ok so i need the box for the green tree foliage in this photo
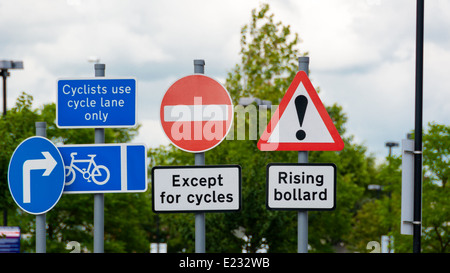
[346,155,402,252]
[0,93,40,251]
[420,123,449,252]
[348,123,449,253]
[226,3,303,104]
[0,94,37,219]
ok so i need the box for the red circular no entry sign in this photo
[160,74,233,153]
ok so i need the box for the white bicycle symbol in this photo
[64,152,110,186]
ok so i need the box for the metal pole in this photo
[413,0,424,254]
[2,69,8,226]
[35,122,47,253]
[194,59,206,253]
[94,63,105,253]
[2,70,7,116]
[297,56,309,253]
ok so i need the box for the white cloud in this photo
[423,42,450,124]
[131,118,170,148]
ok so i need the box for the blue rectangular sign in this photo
[57,78,137,128]
[0,226,20,253]
[58,144,147,194]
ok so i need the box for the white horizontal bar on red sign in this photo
[164,104,229,122]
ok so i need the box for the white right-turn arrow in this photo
[22,151,57,203]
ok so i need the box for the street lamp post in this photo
[385,141,399,157]
[385,141,398,253]
[1,60,24,116]
[1,60,23,226]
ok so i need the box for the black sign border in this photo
[151,165,241,213]
[266,163,337,211]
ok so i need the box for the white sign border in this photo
[8,136,66,215]
[159,74,234,153]
[56,77,138,129]
[266,163,337,211]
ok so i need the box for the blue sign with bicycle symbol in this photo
[58,143,147,194]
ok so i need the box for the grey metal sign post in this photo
[194,59,206,253]
[35,121,47,253]
[94,63,105,253]
[297,57,309,253]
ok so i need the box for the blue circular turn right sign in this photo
[8,136,65,215]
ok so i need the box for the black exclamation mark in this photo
[295,95,308,140]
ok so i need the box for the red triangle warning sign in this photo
[257,71,344,151]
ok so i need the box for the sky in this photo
[1,0,449,162]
